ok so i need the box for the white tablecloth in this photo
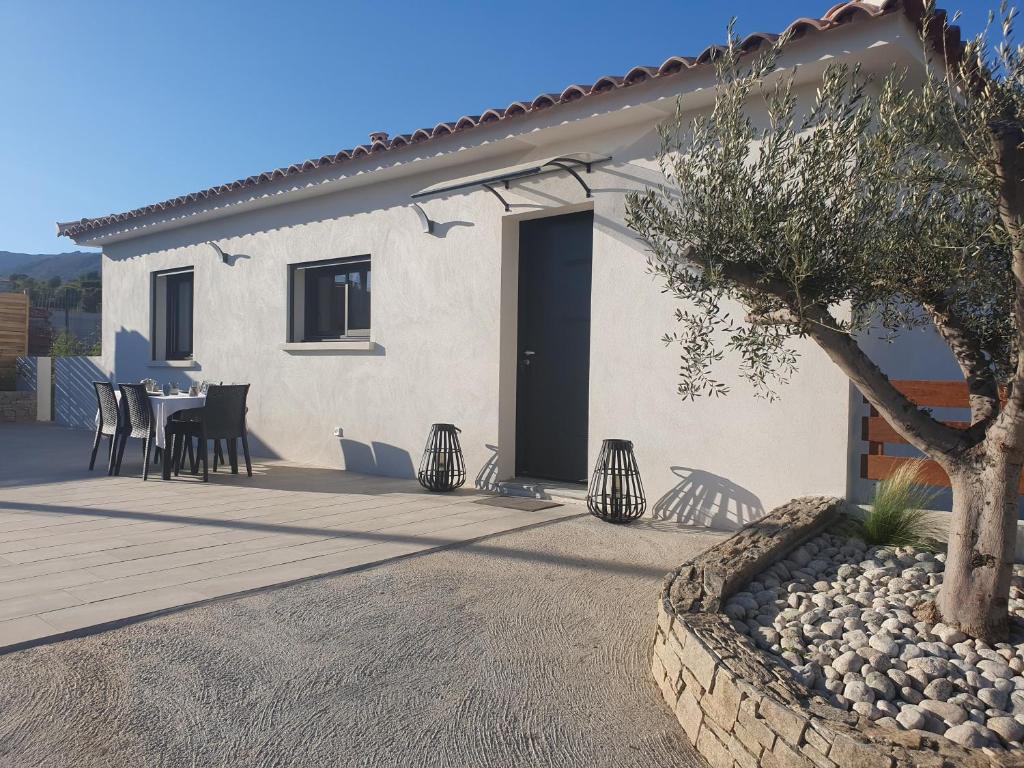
[150,394,206,449]
[102,392,206,449]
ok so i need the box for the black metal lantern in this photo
[587,439,646,523]
[417,423,466,492]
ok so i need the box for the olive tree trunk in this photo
[800,312,1023,641]
[937,450,1021,641]
[940,121,1024,641]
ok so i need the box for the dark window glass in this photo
[299,261,370,340]
[166,272,193,359]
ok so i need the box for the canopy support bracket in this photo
[482,183,511,212]
[543,159,592,198]
[409,203,435,235]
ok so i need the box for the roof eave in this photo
[57,1,956,246]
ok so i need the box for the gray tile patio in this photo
[0,423,580,651]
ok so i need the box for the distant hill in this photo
[0,250,101,281]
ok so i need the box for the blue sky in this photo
[0,0,1002,254]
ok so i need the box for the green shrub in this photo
[49,330,92,357]
[851,463,944,549]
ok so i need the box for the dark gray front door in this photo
[515,211,593,482]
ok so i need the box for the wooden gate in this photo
[0,293,29,385]
[861,379,1024,492]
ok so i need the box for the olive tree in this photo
[625,6,1024,641]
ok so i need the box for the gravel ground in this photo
[0,512,722,768]
[725,533,1024,753]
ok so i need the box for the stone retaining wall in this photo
[0,391,35,422]
[651,496,1024,768]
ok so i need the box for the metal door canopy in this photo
[410,152,610,211]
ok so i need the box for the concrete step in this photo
[496,477,588,506]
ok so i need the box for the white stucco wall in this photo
[91,11,940,528]
[98,133,852,526]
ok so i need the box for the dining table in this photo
[148,392,206,449]
[106,390,206,449]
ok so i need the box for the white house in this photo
[57,0,959,527]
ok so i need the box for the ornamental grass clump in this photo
[854,463,943,549]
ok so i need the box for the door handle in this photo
[523,350,535,356]
[521,350,535,367]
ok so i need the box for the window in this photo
[166,272,194,359]
[289,257,371,342]
[152,268,194,360]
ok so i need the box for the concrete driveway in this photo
[0,424,724,767]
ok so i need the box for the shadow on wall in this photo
[114,328,151,382]
[426,219,474,238]
[238,429,281,461]
[652,466,764,530]
[339,439,415,478]
[114,327,206,386]
[54,356,106,429]
[475,444,500,491]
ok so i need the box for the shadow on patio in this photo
[0,498,681,580]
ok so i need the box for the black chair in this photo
[165,384,251,482]
[113,383,157,480]
[178,382,226,473]
[90,381,121,474]
[208,381,227,472]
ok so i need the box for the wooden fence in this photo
[860,379,1024,492]
[0,293,29,384]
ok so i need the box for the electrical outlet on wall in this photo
[333,427,344,438]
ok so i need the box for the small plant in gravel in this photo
[850,464,943,550]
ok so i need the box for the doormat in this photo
[474,496,564,512]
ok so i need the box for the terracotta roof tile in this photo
[57,0,960,240]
